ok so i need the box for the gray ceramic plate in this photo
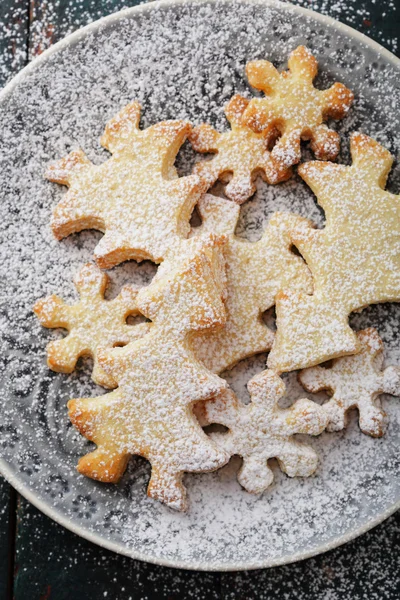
[0,0,399,571]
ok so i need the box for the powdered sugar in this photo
[0,0,399,570]
[299,328,400,436]
[202,371,327,493]
[48,102,204,267]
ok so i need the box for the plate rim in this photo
[0,0,399,572]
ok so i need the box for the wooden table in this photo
[1,1,399,597]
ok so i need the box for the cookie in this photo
[68,236,230,511]
[242,45,354,168]
[47,101,205,268]
[202,370,327,494]
[192,194,313,374]
[33,263,149,388]
[299,328,400,437]
[268,133,400,372]
[189,94,290,204]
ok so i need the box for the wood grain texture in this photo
[25,0,400,60]
[291,0,399,55]
[0,476,13,600]
[12,494,400,600]
[28,0,140,58]
[0,477,10,599]
[222,513,400,599]
[0,0,29,87]
[13,495,222,600]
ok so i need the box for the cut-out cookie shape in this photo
[192,194,313,374]
[47,102,205,268]
[189,94,291,204]
[268,133,400,373]
[68,236,230,511]
[299,328,400,437]
[202,370,327,493]
[242,46,354,168]
[33,263,149,388]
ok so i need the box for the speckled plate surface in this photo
[0,0,399,571]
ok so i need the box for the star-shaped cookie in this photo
[202,370,327,493]
[242,45,353,168]
[190,94,290,204]
[34,263,149,388]
[299,328,400,437]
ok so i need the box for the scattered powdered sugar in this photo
[1,0,397,89]
[293,0,398,54]
[0,0,399,569]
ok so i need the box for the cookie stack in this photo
[34,46,400,511]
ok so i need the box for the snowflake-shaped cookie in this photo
[268,133,400,372]
[203,370,327,493]
[299,328,400,437]
[192,194,312,374]
[68,236,230,511]
[47,102,204,268]
[190,94,290,204]
[242,45,354,168]
[34,263,149,388]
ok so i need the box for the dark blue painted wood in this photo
[11,493,400,599]
[221,512,400,599]
[13,495,222,600]
[0,0,28,88]
[0,477,12,599]
[294,0,399,56]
